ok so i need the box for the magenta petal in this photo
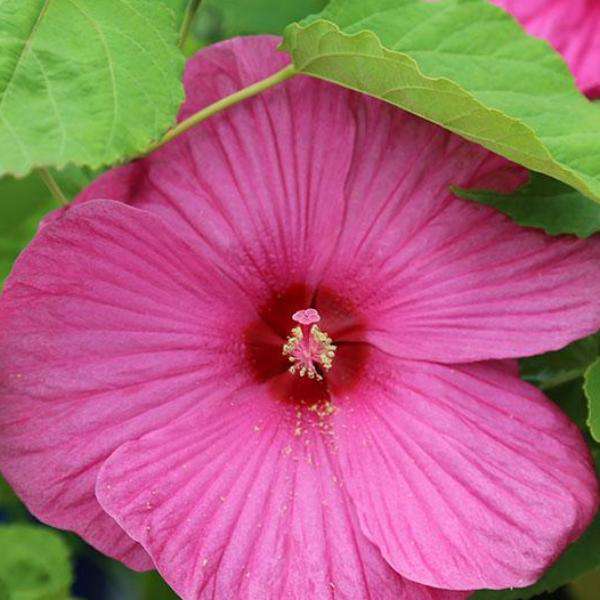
[74,38,600,363]
[492,0,600,96]
[75,36,360,289]
[2,33,597,597]
[314,92,600,362]
[72,37,525,320]
[333,356,599,590]
[0,200,253,566]
[346,219,600,362]
[97,386,467,600]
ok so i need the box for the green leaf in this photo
[0,580,9,600]
[140,571,179,600]
[164,0,195,27]
[281,0,600,203]
[452,173,600,238]
[585,358,600,443]
[546,379,590,433]
[0,525,73,599]
[0,475,29,521]
[0,205,49,285]
[204,0,327,36]
[0,166,92,232]
[0,175,49,232]
[0,0,185,177]
[520,334,599,391]
[0,167,94,286]
[0,177,52,286]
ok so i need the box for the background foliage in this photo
[0,1,599,598]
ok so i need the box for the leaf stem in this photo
[149,64,297,153]
[536,368,588,391]
[37,168,69,206]
[179,0,202,49]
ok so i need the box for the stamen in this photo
[282,308,336,381]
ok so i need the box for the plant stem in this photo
[537,368,587,391]
[179,0,202,49]
[37,168,69,206]
[148,64,297,153]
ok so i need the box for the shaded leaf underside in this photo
[453,173,600,238]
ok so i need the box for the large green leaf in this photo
[281,0,600,203]
[165,0,194,27]
[0,0,184,177]
[585,358,600,443]
[453,173,600,238]
[0,525,73,599]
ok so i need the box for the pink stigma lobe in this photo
[292,308,321,325]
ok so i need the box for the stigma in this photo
[282,308,336,381]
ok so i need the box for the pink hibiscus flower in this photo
[491,0,600,97]
[1,36,600,599]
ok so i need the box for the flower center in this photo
[282,308,336,381]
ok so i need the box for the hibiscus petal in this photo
[491,0,600,96]
[75,36,599,363]
[0,200,253,566]
[323,195,600,362]
[316,95,600,361]
[333,356,599,590]
[74,36,359,297]
[97,383,467,600]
